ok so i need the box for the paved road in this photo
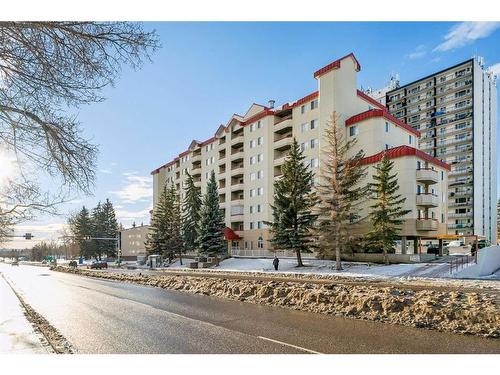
[1,264,499,354]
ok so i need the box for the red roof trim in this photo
[199,136,216,147]
[356,90,387,111]
[314,53,361,79]
[360,145,451,171]
[223,227,241,240]
[345,109,421,137]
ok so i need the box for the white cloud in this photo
[110,172,152,204]
[488,63,500,77]
[99,169,113,174]
[407,45,426,60]
[115,207,151,222]
[434,22,500,52]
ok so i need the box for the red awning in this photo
[223,227,241,240]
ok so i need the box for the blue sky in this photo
[5,21,500,248]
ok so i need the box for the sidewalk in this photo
[0,273,49,354]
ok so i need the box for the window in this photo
[257,136,263,146]
[249,222,254,230]
[250,139,256,148]
[417,161,422,169]
[301,105,307,114]
[310,119,318,130]
[250,172,256,181]
[257,154,263,163]
[310,138,319,149]
[250,123,255,132]
[250,189,256,197]
[257,204,262,213]
[310,158,319,168]
[250,156,256,165]
[249,206,254,214]
[311,99,318,110]
[257,221,263,229]
[301,123,308,133]
[409,135,413,145]
[385,144,392,150]
[257,187,264,196]
[257,120,262,129]
[441,171,444,181]
[257,236,264,249]
[349,126,358,137]
[300,142,308,151]
[257,170,263,179]
[385,122,389,132]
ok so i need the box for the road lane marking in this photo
[257,336,322,354]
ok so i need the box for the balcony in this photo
[273,155,287,166]
[191,154,202,163]
[231,134,244,147]
[416,219,438,231]
[230,148,244,162]
[274,117,293,133]
[230,205,244,217]
[230,182,245,192]
[191,166,202,176]
[274,134,293,151]
[416,168,438,184]
[416,193,439,207]
[231,165,244,177]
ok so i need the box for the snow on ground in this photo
[162,257,458,280]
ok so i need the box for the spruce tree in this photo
[266,138,318,267]
[316,113,367,270]
[73,206,95,259]
[102,198,118,258]
[197,170,226,257]
[91,202,106,259]
[365,155,411,264]
[145,185,169,256]
[164,184,184,263]
[182,172,202,252]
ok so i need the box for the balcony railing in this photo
[416,168,438,184]
[416,193,439,207]
[416,219,438,231]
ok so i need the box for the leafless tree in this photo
[0,22,160,240]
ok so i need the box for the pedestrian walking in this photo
[273,255,279,271]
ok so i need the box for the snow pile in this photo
[52,265,500,338]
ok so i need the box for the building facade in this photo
[120,224,149,261]
[385,57,498,243]
[151,53,450,256]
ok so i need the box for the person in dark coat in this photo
[272,256,279,271]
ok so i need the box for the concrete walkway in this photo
[0,273,49,354]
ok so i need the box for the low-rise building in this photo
[151,53,450,256]
[120,224,149,261]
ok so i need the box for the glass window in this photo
[349,126,358,137]
[257,236,264,249]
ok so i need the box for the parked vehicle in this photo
[11,260,19,266]
[88,260,108,269]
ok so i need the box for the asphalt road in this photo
[1,263,499,354]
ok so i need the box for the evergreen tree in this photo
[316,113,367,270]
[72,206,95,259]
[91,202,106,259]
[101,198,118,257]
[182,172,202,252]
[164,184,184,263]
[266,138,318,267]
[365,155,411,264]
[197,171,226,256]
[145,185,169,256]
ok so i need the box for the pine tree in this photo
[197,171,226,256]
[72,206,95,259]
[316,113,367,270]
[365,155,411,264]
[266,138,318,267]
[164,184,184,263]
[91,202,106,259]
[182,172,202,252]
[145,185,169,256]
[101,198,118,258]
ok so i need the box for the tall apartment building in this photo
[385,57,498,243]
[151,53,450,256]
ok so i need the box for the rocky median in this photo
[51,265,500,339]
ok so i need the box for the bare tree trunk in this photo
[335,238,342,270]
[295,248,304,267]
[179,251,183,266]
[384,247,389,265]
